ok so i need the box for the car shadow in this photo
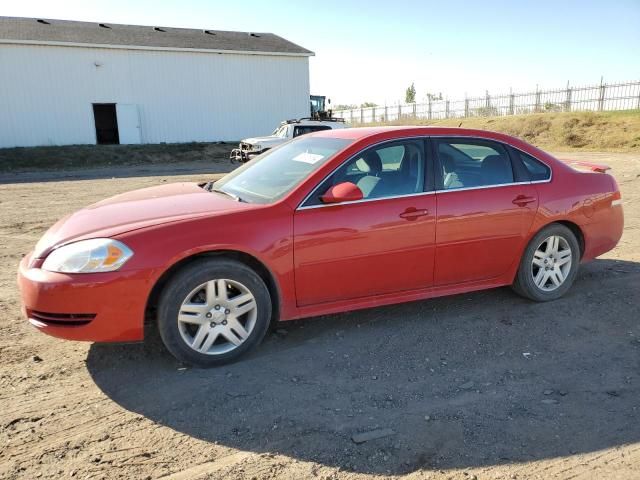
[86,258,640,475]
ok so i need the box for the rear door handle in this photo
[512,195,536,207]
[399,208,429,219]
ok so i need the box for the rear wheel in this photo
[512,224,580,301]
[157,258,272,367]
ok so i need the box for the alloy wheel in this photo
[177,278,258,355]
[531,235,572,292]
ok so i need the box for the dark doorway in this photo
[92,104,119,144]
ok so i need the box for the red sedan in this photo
[18,127,624,366]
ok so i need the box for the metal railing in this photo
[333,79,640,124]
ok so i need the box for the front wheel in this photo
[512,224,580,302]
[157,258,272,367]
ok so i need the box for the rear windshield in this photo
[213,137,352,204]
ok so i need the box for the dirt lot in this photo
[0,152,639,480]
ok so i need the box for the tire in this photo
[512,224,580,302]
[157,258,272,367]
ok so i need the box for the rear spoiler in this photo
[567,161,611,174]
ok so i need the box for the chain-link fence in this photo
[333,79,640,124]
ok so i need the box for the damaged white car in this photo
[230,118,348,163]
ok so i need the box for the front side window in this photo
[271,125,289,138]
[293,125,332,137]
[304,140,426,206]
[213,137,351,204]
[436,139,514,190]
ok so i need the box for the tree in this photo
[405,82,416,103]
[425,92,443,101]
[333,103,357,111]
[360,101,377,108]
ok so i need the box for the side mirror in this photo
[321,182,363,204]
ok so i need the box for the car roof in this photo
[311,125,509,140]
[314,125,537,147]
[309,125,560,168]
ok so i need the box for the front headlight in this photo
[42,238,134,273]
[250,143,262,152]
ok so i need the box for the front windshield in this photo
[213,137,352,204]
[271,125,288,138]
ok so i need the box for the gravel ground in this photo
[0,152,639,480]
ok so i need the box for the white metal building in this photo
[0,17,313,148]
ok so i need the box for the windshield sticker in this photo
[292,152,324,164]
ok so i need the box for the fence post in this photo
[564,81,572,112]
[464,97,469,117]
[598,76,606,111]
[413,103,417,119]
[371,106,376,123]
[484,90,491,116]
[360,108,364,124]
[384,105,388,122]
[509,88,514,115]
[427,99,432,120]
[445,100,450,119]
[534,85,541,112]
[398,104,401,119]
[350,109,354,123]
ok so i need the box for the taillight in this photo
[611,189,622,207]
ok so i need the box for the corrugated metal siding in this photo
[0,44,310,147]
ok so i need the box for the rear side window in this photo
[436,139,514,190]
[293,125,332,137]
[517,151,551,181]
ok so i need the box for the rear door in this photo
[433,138,538,285]
[293,138,436,306]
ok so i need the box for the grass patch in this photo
[2,111,638,173]
[368,110,640,152]
[0,142,235,173]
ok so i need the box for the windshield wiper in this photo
[201,180,243,201]
[211,187,244,202]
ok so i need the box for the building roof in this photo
[0,17,314,56]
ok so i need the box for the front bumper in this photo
[17,254,153,342]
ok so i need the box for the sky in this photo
[3,0,640,106]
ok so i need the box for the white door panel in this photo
[116,104,141,144]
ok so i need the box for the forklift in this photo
[310,95,333,120]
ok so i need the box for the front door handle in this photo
[399,208,429,219]
[512,195,536,207]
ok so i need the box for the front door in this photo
[433,138,538,285]
[294,139,437,306]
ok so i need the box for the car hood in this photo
[33,182,252,258]
[242,136,286,147]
